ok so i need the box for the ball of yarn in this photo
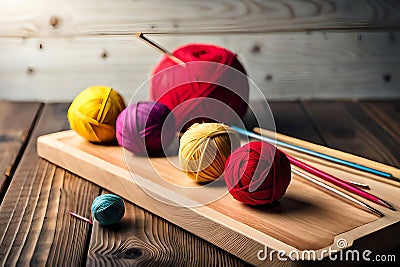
[224,141,291,206]
[151,43,249,130]
[116,101,176,156]
[68,86,126,143]
[91,194,125,225]
[179,123,240,183]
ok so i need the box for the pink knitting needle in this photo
[286,154,396,211]
[68,211,93,225]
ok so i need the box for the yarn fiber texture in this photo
[224,141,291,206]
[68,86,125,143]
[116,101,176,156]
[151,43,249,130]
[91,194,125,226]
[179,123,240,183]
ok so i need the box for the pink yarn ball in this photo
[116,101,176,156]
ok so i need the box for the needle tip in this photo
[372,208,385,217]
[136,32,143,38]
[386,203,396,211]
[379,200,396,211]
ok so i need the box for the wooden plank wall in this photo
[0,0,399,101]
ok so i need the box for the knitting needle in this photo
[136,32,185,65]
[231,126,396,210]
[68,211,93,225]
[231,126,396,181]
[292,169,384,217]
[287,154,396,211]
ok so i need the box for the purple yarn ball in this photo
[116,101,176,156]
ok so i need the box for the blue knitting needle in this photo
[231,126,397,181]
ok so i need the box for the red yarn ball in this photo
[150,43,249,130]
[224,141,291,205]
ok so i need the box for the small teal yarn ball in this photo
[91,194,125,225]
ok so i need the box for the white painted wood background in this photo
[0,0,399,101]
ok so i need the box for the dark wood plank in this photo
[269,101,326,145]
[87,190,249,267]
[359,100,400,147]
[1,0,400,37]
[0,103,100,266]
[302,100,400,167]
[244,100,325,145]
[0,101,42,201]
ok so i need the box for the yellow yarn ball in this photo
[68,86,126,143]
[179,123,240,183]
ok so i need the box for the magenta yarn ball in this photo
[116,101,176,156]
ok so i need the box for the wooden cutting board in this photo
[37,130,400,266]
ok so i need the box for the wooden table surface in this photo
[0,99,399,266]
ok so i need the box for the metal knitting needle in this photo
[292,169,384,217]
[136,32,185,65]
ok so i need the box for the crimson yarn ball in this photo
[150,43,249,130]
[116,101,176,156]
[224,141,291,205]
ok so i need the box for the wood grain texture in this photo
[1,31,399,101]
[2,100,399,266]
[302,100,400,168]
[269,101,325,145]
[1,0,400,37]
[0,101,42,200]
[243,100,324,146]
[0,103,100,266]
[37,129,400,265]
[87,190,248,267]
[359,100,400,147]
